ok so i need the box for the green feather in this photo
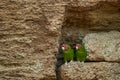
[62,44,74,62]
[76,42,87,62]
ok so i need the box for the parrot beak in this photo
[62,47,65,50]
[76,46,78,50]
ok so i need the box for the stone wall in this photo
[0,0,65,80]
[0,0,120,80]
[61,0,120,43]
[59,0,120,80]
[60,31,120,80]
[60,62,120,80]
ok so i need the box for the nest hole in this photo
[56,1,120,80]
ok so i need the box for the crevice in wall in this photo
[56,1,120,80]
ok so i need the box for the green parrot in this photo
[75,42,87,62]
[61,43,74,65]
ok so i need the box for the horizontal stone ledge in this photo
[83,31,120,62]
[59,62,120,80]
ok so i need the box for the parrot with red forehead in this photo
[61,43,74,65]
[75,42,87,62]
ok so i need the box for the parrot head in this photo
[76,44,82,50]
[61,44,69,51]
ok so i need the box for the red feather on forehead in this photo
[64,45,69,49]
[61,44,69,50]
[76,44,82,49]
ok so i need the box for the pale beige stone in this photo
[83,31,120,62]
[0,0,120,80]
[60,62,120,80]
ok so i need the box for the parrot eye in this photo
[62,44,64,46]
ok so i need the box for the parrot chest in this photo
[63,50,74,59]
[76,49,87,57]
[64,50,72,56]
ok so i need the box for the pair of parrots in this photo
[61,42,87,64]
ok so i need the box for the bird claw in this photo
[77,60,80,62]
[65,62,67,65]
[81,61,84,64]
[70,60,73,63]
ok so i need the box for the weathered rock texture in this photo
[0,0,120,80]
[0,0,65,80]
[83,31,120,62]
[60,62,120,80]
[61,0,120,44]
[59,0,120,80]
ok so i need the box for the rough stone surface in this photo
[60,62,120,80]
[83,31,120,62]
[61,0,120,44]
[0,0,65,80]
[0,0,120,80]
